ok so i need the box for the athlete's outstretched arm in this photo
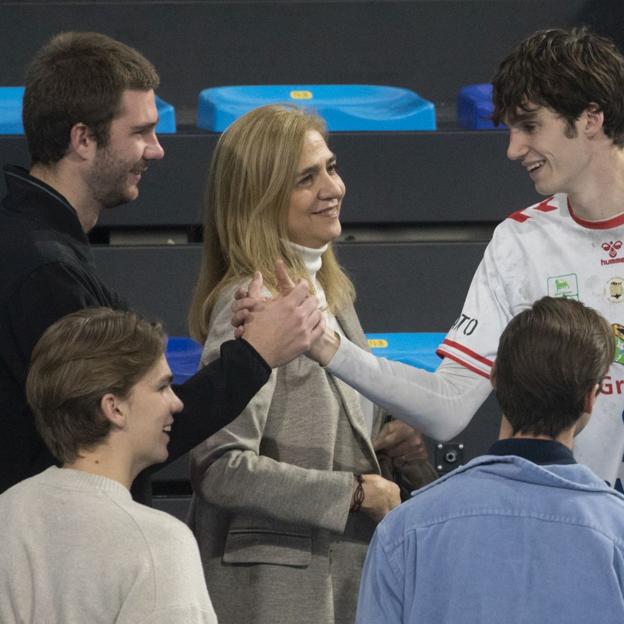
[310,332,492,441]
[232,261,493,441]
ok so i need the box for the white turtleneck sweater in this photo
[290,241,374,436]
[0,466,217,624]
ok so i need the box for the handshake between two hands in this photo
[229,259,339,368]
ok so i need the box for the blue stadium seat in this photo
[367,332,445,371]
[154,95,176,133]
[166,337,203,384]
[0,87,176,134]
[457,83,503,130]
[0,87,24,134]
[197,85,436,132]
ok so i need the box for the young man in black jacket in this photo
[0,31,323,499]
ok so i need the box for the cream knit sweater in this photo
[0,466,217,623]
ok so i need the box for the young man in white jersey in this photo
[249,27,624,489]
[0,308,217,623]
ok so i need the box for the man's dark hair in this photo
[493,297,613,437]
[26,307,165,463]
[23,31,159,165]
[492,27,624,146]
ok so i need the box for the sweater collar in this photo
[488,438,576,465]
[289,241,327,281]
[42,466,132,499]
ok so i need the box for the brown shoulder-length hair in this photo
[492,27,624,146]
[188,104,355,343]
[493,297,613,437]
[26,307,165,463]
[24,31,159,165]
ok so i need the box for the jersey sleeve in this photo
[437,230,513,379]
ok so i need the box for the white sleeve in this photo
[326,339,492,442]
[437,228,513,376]
[325,230,515,441]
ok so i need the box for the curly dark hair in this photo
[492,27,624,146]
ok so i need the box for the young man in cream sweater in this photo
[0,307,217,624]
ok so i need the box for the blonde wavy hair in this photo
[188,104,355,343]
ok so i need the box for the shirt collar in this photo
[487,438,576,465]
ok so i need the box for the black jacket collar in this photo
[2,165,87,243]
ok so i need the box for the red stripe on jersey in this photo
[509,196,557,223]
[440,339,494,367]
[534,197,558,212]
[508,210,530,223]
[568,198,624,229]
[436,350,491,379]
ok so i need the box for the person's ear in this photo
[68,122,98,161]
[100,393,127,428]
[583,383,601,415]
[583,103,605,138]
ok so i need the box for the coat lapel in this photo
[334,306,382,469]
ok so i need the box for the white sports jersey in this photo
[438,193,624,487]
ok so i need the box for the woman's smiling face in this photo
[286,130,345,248]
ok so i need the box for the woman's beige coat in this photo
[189,282,433,624]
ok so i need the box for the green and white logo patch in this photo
[547,273,579,300]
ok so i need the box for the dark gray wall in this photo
[1,1,621,117]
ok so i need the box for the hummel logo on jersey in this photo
[601,241,624,266]
[602,241,622,258]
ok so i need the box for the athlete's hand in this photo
[374,420,428,467]
[235,268,325,368]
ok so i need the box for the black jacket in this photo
[0,165,270,500]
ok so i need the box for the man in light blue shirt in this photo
[356,296,624,624]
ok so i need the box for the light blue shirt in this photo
[356,454,624,623]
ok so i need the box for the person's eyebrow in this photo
[508,106,540,124]
[296,154,336,177]
[131,120,159,132]
[157,373,174,386]
[297,163,320,177]
[513,111,538,121]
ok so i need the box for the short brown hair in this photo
[23,31,159,164]
[493,297,613,437]
[492,27,624,146]
[26,307,166,463]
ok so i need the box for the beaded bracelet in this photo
[350,474,365,513]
